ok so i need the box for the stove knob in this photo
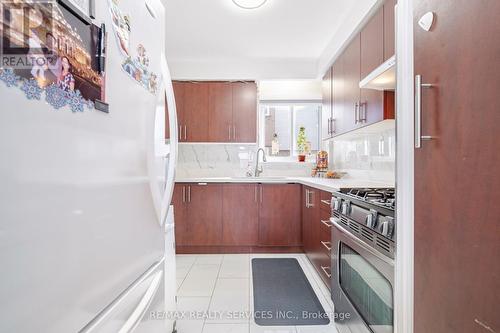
[366,209,378,228]
[379,217,394,238]
[341,201,350,215]
[333,197,342,211]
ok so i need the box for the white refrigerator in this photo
[0,0,178,332]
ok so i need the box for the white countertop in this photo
[175,176,394,193]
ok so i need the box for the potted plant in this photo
[297,126,307,162]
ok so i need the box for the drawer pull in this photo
[321,199,331,206]
[321,241,332,251]
[321,219,332,227]
[321,266,332,278]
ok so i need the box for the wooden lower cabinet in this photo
[302,187,333,290]
[173,183,301,252]
[173,183,222,246]
[258,184,302,246]
[222,184,259,246]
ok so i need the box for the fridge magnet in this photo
[108,0,131,56]
[107,0,160,95]
[0,1,108,112]
[121,44,159,94]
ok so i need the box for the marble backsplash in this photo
[327,120,396,183]
[176,144,314,179]
[176,120,395,182]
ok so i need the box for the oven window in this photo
[339,243,393,333]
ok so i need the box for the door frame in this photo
[395,0,414,332]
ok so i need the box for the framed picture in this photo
[57,0,95,24]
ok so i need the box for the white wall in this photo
[258,80,322,101]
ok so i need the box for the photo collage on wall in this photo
[0,1,106,112]
[108,0,160,94]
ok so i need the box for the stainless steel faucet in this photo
[254,148,267,177]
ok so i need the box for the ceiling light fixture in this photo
[232,0,268,10]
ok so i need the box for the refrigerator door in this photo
[0,0,175,332]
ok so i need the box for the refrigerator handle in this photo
[118,270,163,333]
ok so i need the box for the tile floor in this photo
[176,253,339,333]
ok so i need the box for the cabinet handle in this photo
[305,189,309,208]
[254,185,258,203]
[414,74,434,148]
[233,125,236,141]
[355,102,359,124]
[187,186,191,203]
[360,102,367,123]
[309,190,314,207]
[327,117,331,135]
[179,125,182,141]
[321,219,332,228]
[321,266,332,278]
[182,186,186,203]
[321,199,331,206]
[259,185,263,204]
[184,125,187,140]
[321,241,332,251]
[228,125,231,141]
[330,118,336,134]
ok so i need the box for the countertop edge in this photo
[175,177,394,193]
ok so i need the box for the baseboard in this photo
[176,245,304,254]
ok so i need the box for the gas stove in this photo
[341,188,395,210]
[330,187,396,256]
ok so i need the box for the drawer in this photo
[320,190,332,212]
[314,252,332,290]
[319,210,332,237]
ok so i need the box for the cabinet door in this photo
[187,184,222,245]
[414,1,500,332]
[302,187,312,253]
[383,0,396,60]
[172,82,185,141]
[232,82,257,143]
[332,55,346,135]
[184,82,209,142]
[343,34,361,131]
[222,184,259,246]
[303,186,320,257]
[172,184,188,246]
[208,82,233,142]
[360,7,384,79]
[321,67,333,140]
[258,184,301,246]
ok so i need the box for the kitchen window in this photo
[259,102,321,159]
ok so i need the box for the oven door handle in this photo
[330,218,394,266]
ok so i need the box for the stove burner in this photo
[345,188,396,209]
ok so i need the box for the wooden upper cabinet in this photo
[332,54,346,136]
[172,82,185,141]
[342,34,361,132]
[222,184,259,246]
[174,81,257,143]
[383,0,396,60]
[258,184,301,247]
[360,6,384,79]
[208,82,233,142]
[321,67,333,140]
[232,82,257,143]
[184,82,209,142]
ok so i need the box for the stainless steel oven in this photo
[330,189,395,333]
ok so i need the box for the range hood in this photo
[359,55,396,91]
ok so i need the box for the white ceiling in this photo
[163,0,380,80]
